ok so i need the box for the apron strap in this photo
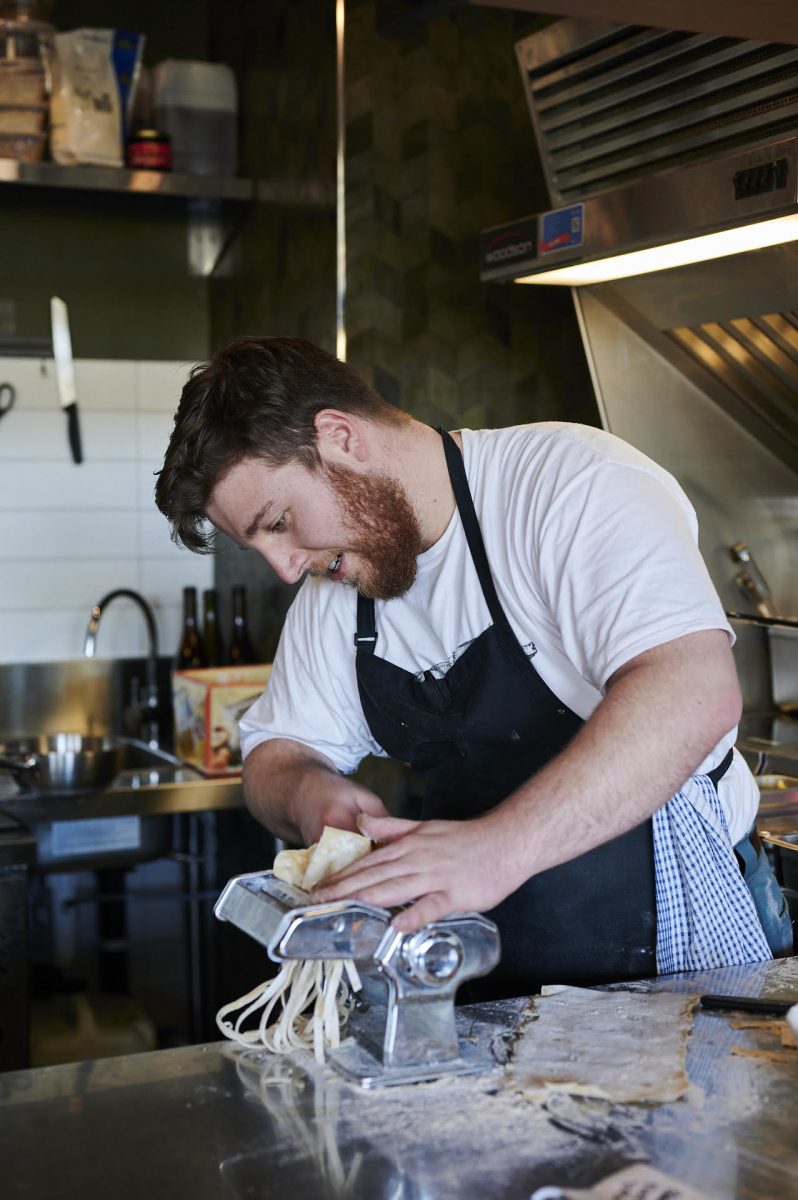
[436,427,516,638]
[355,593,378,653]
[705,746,734,789]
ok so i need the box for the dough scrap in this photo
[504,985,699,1104]
[216,826,372,1062]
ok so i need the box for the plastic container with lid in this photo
[152,59,237,177]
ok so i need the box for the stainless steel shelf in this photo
[0,158,254,201]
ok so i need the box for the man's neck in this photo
[374,419,459,551]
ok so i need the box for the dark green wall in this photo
[344,1,596,431]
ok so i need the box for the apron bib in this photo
[355,429,656,999]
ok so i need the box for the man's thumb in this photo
[357,812,418,843]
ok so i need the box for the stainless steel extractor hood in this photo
[480,20,798,286]
[481,136,798,286]
[480,17,798,636]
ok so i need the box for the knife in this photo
[699,993,795,1015]
[50,296,83,464]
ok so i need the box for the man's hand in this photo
[313,811,521,931]
[298,778,390,845]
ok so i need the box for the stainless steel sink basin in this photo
[109,737,184,771]
[0,735,191,799]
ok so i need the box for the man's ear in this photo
[313,409,368,464]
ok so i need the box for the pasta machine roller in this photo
[214,869,501,1087]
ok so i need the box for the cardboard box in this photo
[171,665,271,775]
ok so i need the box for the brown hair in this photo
[154,335,406,552]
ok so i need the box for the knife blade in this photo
[50,296,83,464]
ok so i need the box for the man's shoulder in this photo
[463,422,682,488]
[464,420,637,455]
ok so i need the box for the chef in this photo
[155,335,792,999]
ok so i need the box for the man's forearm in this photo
[242,737,389,844]
[241,738,341,841]
[487,628,743,885]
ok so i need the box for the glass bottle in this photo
[201,587,224,667]
[228,584,258,665]
[175,586,207,669]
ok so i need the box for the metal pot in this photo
[0,733,126,793]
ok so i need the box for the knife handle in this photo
[700,993,794,1015]
[64,401,83,464]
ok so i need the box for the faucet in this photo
[729,542,782,621]
[84,588,161,747]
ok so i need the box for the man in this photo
[156,335,791,1000]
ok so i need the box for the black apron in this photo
[355,428,657,1000]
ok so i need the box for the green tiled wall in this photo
[343,1,597,432]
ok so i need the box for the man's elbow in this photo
[714,673,743,738]
[241,740,281,828]
[697,668,743,750]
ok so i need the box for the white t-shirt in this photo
[241,423,758,843]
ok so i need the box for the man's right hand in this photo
[242,737,389,846]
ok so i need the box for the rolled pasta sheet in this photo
[216,826,372,1062]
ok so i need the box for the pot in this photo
[0,733,126,793]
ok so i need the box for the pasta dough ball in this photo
[274,826,372,891]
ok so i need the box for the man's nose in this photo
[260,543,307,584]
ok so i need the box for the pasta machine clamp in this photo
[214,870,501,1087]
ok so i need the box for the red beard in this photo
[319,463,424,600]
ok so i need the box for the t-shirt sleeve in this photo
[533,454,732,691]
[239,579,386,774]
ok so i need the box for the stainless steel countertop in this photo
[2,958,797,1200]
[0,766,245,823]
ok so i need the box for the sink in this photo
[109,738,201,793]
[0,736,204,872]
[0,735,196,800]
[111,737,183,769]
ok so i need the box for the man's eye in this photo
[270,513,287,533]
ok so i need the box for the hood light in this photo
[516,213,798,286]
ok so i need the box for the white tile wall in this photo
[0,356,212,663]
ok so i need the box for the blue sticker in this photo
[539,204,584,255]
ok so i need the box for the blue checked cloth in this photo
[653,772,771,974]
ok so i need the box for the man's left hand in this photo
[312,812,519,931]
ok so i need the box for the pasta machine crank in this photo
[215,870,501,1087]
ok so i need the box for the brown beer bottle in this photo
[228,585,258,665]
[201,588,224,667]
[175,586,208,669]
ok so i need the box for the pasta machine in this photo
[214,869,501,1087]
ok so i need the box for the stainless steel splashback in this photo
[574,273,798,617]
[0,658,173,741]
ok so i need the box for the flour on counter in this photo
[504,985,700,1104]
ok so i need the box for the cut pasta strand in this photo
[215,826,372,1063]
[215,956,361,1062]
